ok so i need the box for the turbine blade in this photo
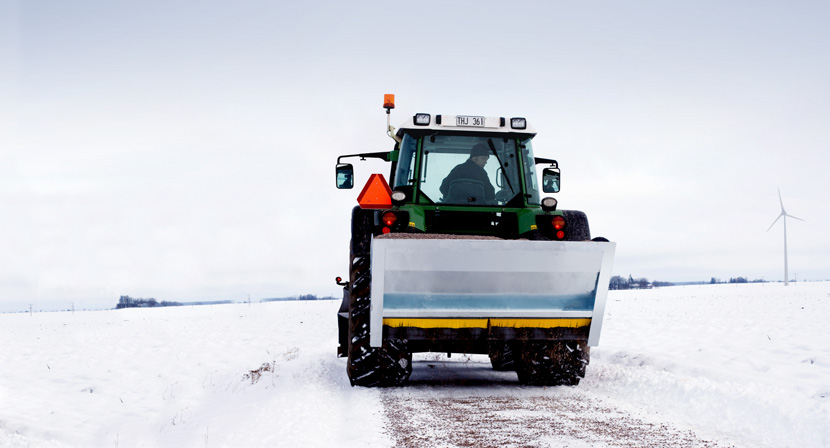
[778,188,784,211]
[767,213,783,232]
[785,213,805,222]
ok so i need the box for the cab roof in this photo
[396,114,537,137]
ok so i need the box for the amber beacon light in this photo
[383,94,395,109]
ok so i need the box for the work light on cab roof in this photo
[413,113,430,126]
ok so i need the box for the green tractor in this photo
[335,95,615,387]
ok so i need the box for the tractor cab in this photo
[337,110,553,210]
[335,95,567,239]
[392,128,539,208]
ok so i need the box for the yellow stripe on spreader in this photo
[382,318,591,329]
[384,318,488,329]
[491,318,591,329]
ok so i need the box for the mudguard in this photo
[369,236,616,348]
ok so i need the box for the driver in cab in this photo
[439,143,495,203]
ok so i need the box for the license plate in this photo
[455,115,486,127]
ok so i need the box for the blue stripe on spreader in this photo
[383,293,596,311]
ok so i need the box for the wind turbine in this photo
[767,188,804,286]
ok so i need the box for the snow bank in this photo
[0,301,390,447]
[1,282,828,447]
[589,282,830,447]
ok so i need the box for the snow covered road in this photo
[384,357,730,447]
[1,282,828,447]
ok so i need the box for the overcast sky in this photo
[2,1,829,312]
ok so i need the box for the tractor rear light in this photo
[413,113,431,125]
[382,226,391,234]
[510,117,527,129]
[382,211,397,227]
[552,216,565,230]
[556,230,565,239]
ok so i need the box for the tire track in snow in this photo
[381,357,734,448]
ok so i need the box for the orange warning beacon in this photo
[383,94,395,110]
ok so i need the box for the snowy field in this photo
[1,282,828,447]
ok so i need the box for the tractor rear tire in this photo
[346,254,380,386]
[516,341,589,386]
[488,342,517,371]
[379,338,412,386]
[563,210,591,241]
[346,253,412,387]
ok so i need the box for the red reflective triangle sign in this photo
[357,174,392,209]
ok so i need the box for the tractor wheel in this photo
[379,338,412,386]
[488,342,517,371]
[346,254,380,386]
[516,341,590,386]
[346,253,412,387]
[563,210,591,241]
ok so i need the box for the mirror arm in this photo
[338,151,392,164]
[534,157,558,168]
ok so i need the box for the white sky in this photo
[2,1,829,312]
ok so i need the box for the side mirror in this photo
[542,168,560,193]
[336,163,354,189]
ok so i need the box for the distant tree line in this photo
[709,277,767,284]
[608,275,778,290]
[261,294,337,303]
[115,295,182,309]
[651,280,675,288]
[609,275,675,290]
[115,293,337,309]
